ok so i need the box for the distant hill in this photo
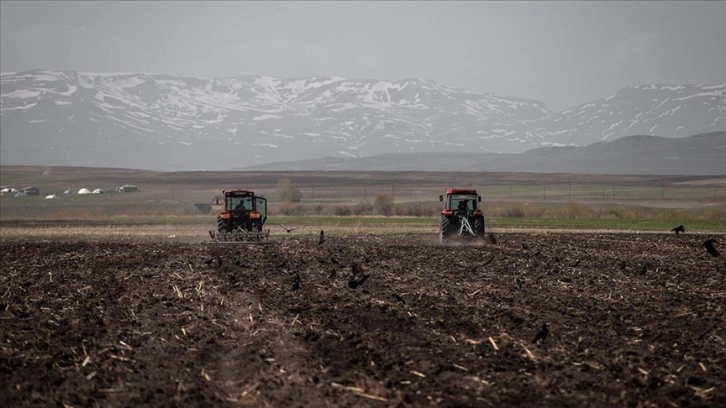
[1,70,724,171]
[243,131,726,175]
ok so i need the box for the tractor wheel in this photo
[217,217,229,232]
[473,215,485,238]
[439,216,454,243]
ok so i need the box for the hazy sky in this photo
[1,1,725,111]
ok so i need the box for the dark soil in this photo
[1,233,724,407]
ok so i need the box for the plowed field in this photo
[1,232,724,407]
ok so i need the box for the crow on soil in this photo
[703,239,719,258]
[319,230,325,246]
[671,225,685,236]
[292,273,301,291]
[533,323,549,344]
[348,262,369,289]
[204,255,222,268]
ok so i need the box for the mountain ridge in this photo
[1,70,724,171]
[241,131,726,176]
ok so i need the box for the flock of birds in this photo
[289,260,370,292]
[670,225,720,258]
[281,223,719,257]
[202,224,719,347]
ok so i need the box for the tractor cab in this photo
[223,190,267,222]
[440,189,482,217]
[226,193,252,212]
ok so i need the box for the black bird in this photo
[328,269,336,278]
[292,273,301,291]
[671,225,685,236]
[348,262,369,289]
[235,252,241,267]
[487,233,497,245]
[279,224,299,233]
[319,230,325,246]
[704,238,719,258]
[205,255,222,268]
[533,323,549,344]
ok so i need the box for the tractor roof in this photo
[447,188,478,195]
[223,190,255,196]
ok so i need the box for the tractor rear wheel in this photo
[473,215,485,238]
[440,216,454,243]
[217,217,229,232]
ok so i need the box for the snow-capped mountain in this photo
[1,70,724,171]
[530,84,726,147]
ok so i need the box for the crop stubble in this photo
[1,232,724,407]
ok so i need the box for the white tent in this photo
[45,194,59,199]
[92,188,104,194]
[78,188,91,194]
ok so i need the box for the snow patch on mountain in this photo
[4,89,42,99]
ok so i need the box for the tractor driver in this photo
[235,201,246,210]
[457,199,469,216]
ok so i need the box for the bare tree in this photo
[277,178,302,203]
[373,194,394,216]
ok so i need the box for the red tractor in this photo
[209,189,268,241]
[439,188,485,242]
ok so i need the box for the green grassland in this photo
[1,166,725,233]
